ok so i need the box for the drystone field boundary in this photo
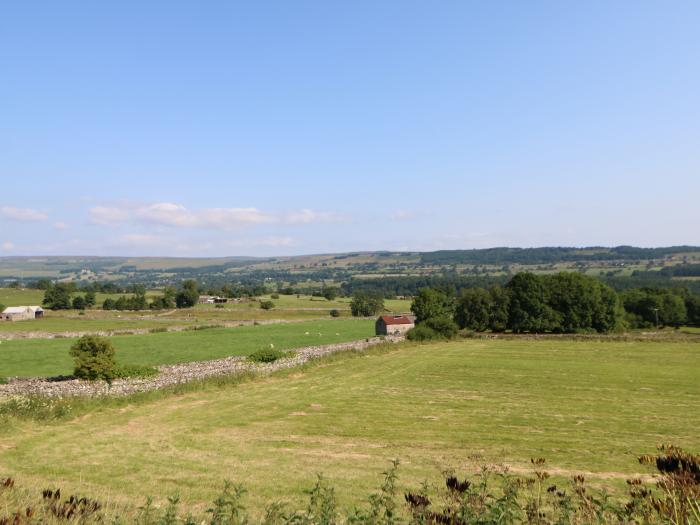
[0,319,303,340]
[0,336,403,398]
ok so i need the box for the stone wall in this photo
[0,335,403,398]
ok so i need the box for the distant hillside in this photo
[419,246,700,266]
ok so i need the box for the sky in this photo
[1,1,699,257]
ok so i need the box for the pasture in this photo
[0,319,374,377]
[0,289,411,336]
[0,337,697,517]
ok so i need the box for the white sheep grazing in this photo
[305,331,310,335]
[270,343,274,349]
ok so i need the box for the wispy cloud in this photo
[1,241,15,251]
[89,202,342,230]
[53,221,69,230]
[0,206,48,222]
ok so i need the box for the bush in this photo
[259,300,275,310]
[406,324,439,341]
[248,347,288,363]
[102,298,116,310]
[271,293,280,299]
[69,336,117,382]
[72,295,86,310]
[329,309,340,317]
[424,316,459,339]
[113,364,159,379]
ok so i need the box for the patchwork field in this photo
[0,338,697,517]
[0,319,375,377]
[0,289,411,336]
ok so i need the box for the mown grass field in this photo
[0,319,374,377]
[0,338,697,517]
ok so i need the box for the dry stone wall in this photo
[0,336,403,398]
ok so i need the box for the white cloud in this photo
[0,207,48,222]
[88,202,340,230]
[89,206,131,225]
[1,241,15,251]
[53,221,69,230]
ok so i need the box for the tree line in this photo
[403,271,700,339]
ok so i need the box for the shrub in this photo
[69,336,117,382]
[406,324,438,341]
[215,303,225,309]
[259,300,275,310]
[424,316,459,339]
[270,293,280,299]
[329,309,340,317]
[248,347,288,363]
[72,295,86,310]
[102,298,116,310]
[113,364,159,379]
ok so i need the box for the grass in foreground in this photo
[0,319,374,377]
[0,338,697,516]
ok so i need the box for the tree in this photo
[176,280,199,309]
[69,335,117,382]
[322,285,339,301]
[350,292,385,317]
[42,283,73,310]
[102,298,116,310]
[455,288,492,331]
[410,288,454,324]
[84,290,96,308]
[505,273,557,333]
[544,273,622,333]
[488,285,510,332]
[72,295,86,310]
[260,300,275,310]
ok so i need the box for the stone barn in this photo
[1,305,44,321]
[375,315,414,336]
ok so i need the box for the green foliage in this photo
[84,290,97,308]
[406,324,438,341]
[329,309,340,317]
[622,287,688,328]
[248,347,288,363]
[0,303,5,313]
[43,283,73,310]
[424,316,459,339]
[69,336,117,382]
[112,364,159,379]
[455,287,492,331]
[259,300,275,310]
[176,280,199,308]
[72,295,86,310]
[321,285,339,301]
[102,298,116,310]
[410,288,454,323]
[506,272,558,333]
[207,481,248,525]
[270,293,280,299]
[350,292,385,317]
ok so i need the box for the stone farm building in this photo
[198,295,228,304]
[375,315,414,336]
[1,306,44,322]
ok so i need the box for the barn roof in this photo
[379,315,413,325]
[2,306,32,314]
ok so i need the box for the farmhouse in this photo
[1,305,44,322]
[375,315,414,336]
[198,295,228,304]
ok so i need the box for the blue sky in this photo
[1,2,699,256]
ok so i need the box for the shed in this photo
[2,306,43,322]
[375,315,415,336]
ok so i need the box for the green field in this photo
[0,319,374,377]
[0,338,697,517]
